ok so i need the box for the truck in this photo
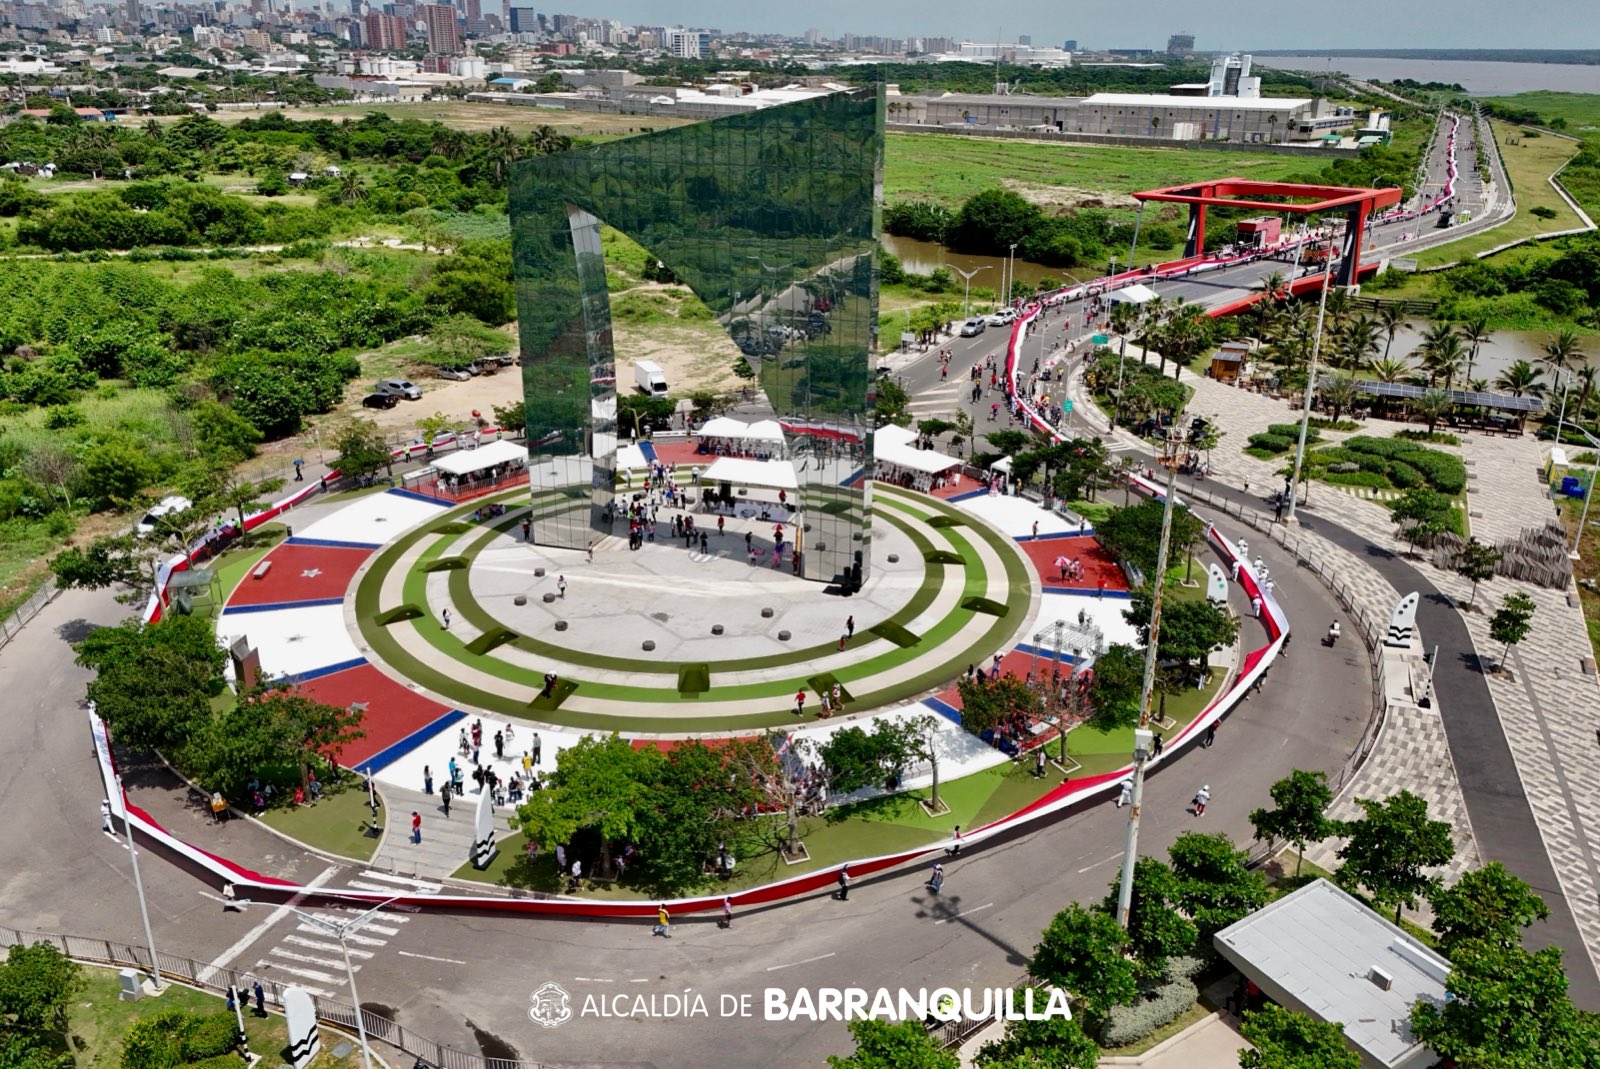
[634,359,668,397]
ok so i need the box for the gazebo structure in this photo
[427,440,530,501]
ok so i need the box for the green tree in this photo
[1094,499,1204,581]
[948,189,1043,259]
[1099,857,1195,981]
[1410,941,1600,1069]
[1412,388,1453,435]
[631,738,766,893]
[51,534,161,605]
[214,473,286,529]
[334,420,393,481]
[1030,904,1137,1018]
[1085,643,1143,732]
[517,733,654,878]
[827,1019,958,1069]
[983,430,1032,458]
[975,1002,1099,1069]
[1489,591,1536,670]
[955,674,1040,738]
[1320,372,1360,424]
[1455,539,1501,610]
[1335,790,1455,924]
[1248,769,1336,876]
[0,942,83,1034]
[1388,488,1453,551]
[189,400,262,468]
[196,688,365,799]
[874,377,911,426]
[75,615,227,753]
[1167,832,1268,950]
[1428,861,1550,956]
[1238,1004,1360,1069]
[79,437,160,509]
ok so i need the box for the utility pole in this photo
[1115,449,1181,928]
[1286,234,1338,523]
[952,265,990,319]
[116,774,164,991]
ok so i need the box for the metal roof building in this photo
[1213,879,1449,1069]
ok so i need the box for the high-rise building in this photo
[459,0,480,23]
[508,6,536,32]
[1167,33,1195,55]
[1017,34,1030,45]
[364,10,407,49]
[420,3,460,52]
[666,28,708,58]
[1063,39,1077,51]
[125,0,140,23]
[1207,52,1260,97]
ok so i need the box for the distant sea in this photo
[1256,55,1600,95]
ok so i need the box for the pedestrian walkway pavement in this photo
[247,871,439,998]
[369,781,515,881]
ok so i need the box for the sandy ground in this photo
[185,101,691,137]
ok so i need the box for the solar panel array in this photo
[1321,377,1547,413]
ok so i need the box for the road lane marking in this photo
[1077,853,1121,873]
[396,950,466,965]
[934,903,994,924]
[199,865,340,981]
[766,953,836,972]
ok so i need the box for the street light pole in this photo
[1115,451,1181,928]
[115,774,164,992]
[1286,234,1338,524]
[952,265,990,319]
[1007,243,1018,307]
[1568,425,1600,558]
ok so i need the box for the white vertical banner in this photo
[471,782,499,870]
[283,987,321,1069]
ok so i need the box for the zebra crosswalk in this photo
[249,871,441,996]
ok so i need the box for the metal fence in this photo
[0,579,59,653]
[0,925,557,1069]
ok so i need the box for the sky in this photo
[591,1,1599,51]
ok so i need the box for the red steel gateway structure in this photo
[1131,178,1404,287]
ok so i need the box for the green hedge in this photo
[924,549,964,565]
[1324,470,1392,489]
[181,1014,239,1062]
[1265,423,1321,443]
[1097,978,1199,1047]
[867,620,922,648]
[1306,436,1465,494]
[1246,433,1295,454]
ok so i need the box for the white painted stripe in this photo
[269,948,362,971]
[344,880,406,893]
[283,935,373,958]
[198,865,341,983]
[358,871,443,892]
[257,961,347,985]
[296,923,387,947]
[765,952,836,972]
[395,950,466,964]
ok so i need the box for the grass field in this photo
[67,968,364,1069]
[188,100,694,137]
[883,132,1317,210]
[1416,120,1587,266]
[1481,91,1600,135]
[257,783,379,861]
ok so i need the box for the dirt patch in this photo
[1002,179,1141,212]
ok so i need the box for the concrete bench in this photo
[253,560,272,580]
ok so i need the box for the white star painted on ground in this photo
[301,568,323,578]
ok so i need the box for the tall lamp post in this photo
[1007,243,1018,307]
[1286,234,1339,523]
[952,265,991,320]
[1115,446,1182,928]
[115,774,164,992]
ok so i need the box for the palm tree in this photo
[1415,389,1453,435]
[1339,314,1380,372]
[431,128,468,161]
[1574,363,1598,425]
[338,173,368,204]
[1255,270,1288,304]
[1322,372,1361,423]
[485,124,522,183]
[1377,302,1409,361]
[1425,331,1468,392]
[1135,297,1166,367]
[1458,316,1493,384]
[1370,356,1411,384]
[1323,285,1353,329]
[1494,359,1546,397]
[526,124,572,155]
[1541,328,1585,379]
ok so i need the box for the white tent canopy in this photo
[744,419,784,440]
[1108,283,1159,305]
[433,439,528,478]
[702,456,799,491]
[876,425,962,475]
[698,416,748,438]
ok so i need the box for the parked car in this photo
[136,495,192,537]
[436,366,472,381]
[469,358,500,376]
[376,378,422,400]
[988,308,1017,326]
[362,392,400,410]
[493,352,517,367]
[959,317,987,337]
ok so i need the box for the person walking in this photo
[947,825,961,857]
[1152,732,1165,759]
[411,811,422,844]
[101,800,114,834]
[653,903,672,939]
[846,615,855,640]
[253,981,266,1018]
[717,515,725,536]
[836,865,850,901]
[494,730,504,760]
[423,766,433,795]
[293,459,304,482]
[831,683,843,713]
[1193,785,1211,817]
[1117,778,1133,808]
[557,575,567,599]
[1034,749,1047,778]
[1203,722,1217,748]
[441,608,451,630]
[720,896,733,930]
[440,783,451,818]
[522,518,532,542]
[532,731,542,765]
[927,862,944,895]
[587,541,594,563]
[795,688,806,716]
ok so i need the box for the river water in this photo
[882,234,1088,293]
[1256,55,1599,96]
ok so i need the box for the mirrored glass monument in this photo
[508,85,883,585]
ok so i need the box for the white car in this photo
[988,308,1018,326]
[136,495,193,537]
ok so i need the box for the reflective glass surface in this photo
[508,85,883,584]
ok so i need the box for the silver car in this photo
[377,378,422,400]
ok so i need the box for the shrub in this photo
[1163,955,1205,982]
[1323,470,1392,489]
[121,1010,195,1069]
[1309,417,1360,431]
[1265,423,1320,443]
[1246,433,1295,454]
[181,1013,240,1062]
[186,1057,246,1069]
[1097,977,1199,1047]
[1387,461,1423,488]
[1395,429,1462,445]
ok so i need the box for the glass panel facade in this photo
[508,86,883,584]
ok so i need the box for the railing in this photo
[0,579,59,653]
[0,925,557,1069]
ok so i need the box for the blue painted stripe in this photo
[354,709,469,775]
[222,596,348,616]
[638,441,659,463]
[386,486,452,507]
[285,536,384,550]
[1013,642,1084,664]
[946,489,990,503]
[924,696,964,725]
[282,657,369,684]
[1015,529,1093,542]
[1041,585,1134,599]
[842,467,865,487]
